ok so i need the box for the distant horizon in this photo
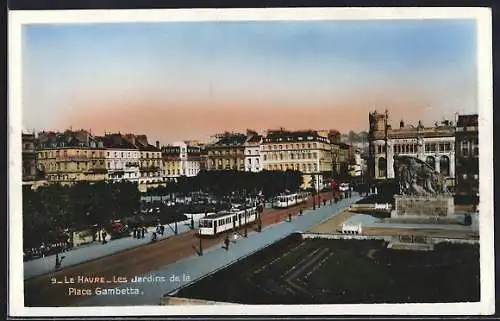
[22,109,470,145]
[23,19,478,145]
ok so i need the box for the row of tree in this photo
[23,181,140,248]
[145,170,305,199]
[23,170,339,247]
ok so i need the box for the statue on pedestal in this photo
[393,155,449,196]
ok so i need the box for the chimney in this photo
[400,120,404,128]
[156,140,160,149]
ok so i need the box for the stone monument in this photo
[391,155,454,221]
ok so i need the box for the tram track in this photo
[24,191,337,307]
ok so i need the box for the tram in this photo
[197,205,258,237]
[272,192,309,209]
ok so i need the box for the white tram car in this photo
[197,205,258,237]
[272,192,309,209]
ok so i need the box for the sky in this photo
[22,19,478,144]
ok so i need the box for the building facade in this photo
[22,132,38,182]
[36,130,108,184]
[123,134,163,184]
[260,129,332,190]
[162,141,201,180]
[100,133,140,182]
[348,148,363,177]
[205,132,247,171]
[244,131,262,172]
[368,111,455,185]
[454,114,479,198]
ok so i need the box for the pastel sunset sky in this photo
[22,19,477,144]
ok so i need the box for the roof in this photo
[136,142,161,152]
[213,134,247,147]
[38,130,105,149]
[246,135,262,143]
[457,114,478,127]
[264,129,329,144]
[100,134,138,150]
[200,207,257,220]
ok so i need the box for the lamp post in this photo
[316,173,321,208]
[384,109,389,180]
[244,189,248,237]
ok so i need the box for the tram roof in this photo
[200,207,257,220]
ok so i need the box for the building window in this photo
[440,156,450,176]
[426,156,435,170]
[472,138,479,157]
[461,140,470,157]
[378,157,386,177]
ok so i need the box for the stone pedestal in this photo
[391,195,454,219]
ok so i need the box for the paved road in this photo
[24,191,340,280]
[24,218,200,280]
[75,195,361,306]
[24,194,360,307]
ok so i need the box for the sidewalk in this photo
[23,217,200,280]
[344,212,479,231]
[75,196,362,306]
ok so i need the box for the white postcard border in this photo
[8,7,494,317]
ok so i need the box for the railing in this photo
[140,166,161,172]
[56,156,89,162]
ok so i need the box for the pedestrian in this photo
[102,231,107,244]
[323,199,326,206]
[141,227,145,239]
[40,243,45,258]
[224,236,230,250]
[160,225,165,235]
[132,228,136,238]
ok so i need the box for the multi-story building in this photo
[368,110,455,185]
[349,148,363,177]
[244,130,262,172]
[162,141,201,180]
[454,114,479,198]
[122,134,163,184]
[332,142,352,178]
[36,130,108,184]
[100,133,140,182]
[205,132,247,171]
[22,132,38,182]
[260,129,332,190]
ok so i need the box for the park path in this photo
[24,193,362,307]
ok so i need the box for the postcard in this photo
[8,7,494,317]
